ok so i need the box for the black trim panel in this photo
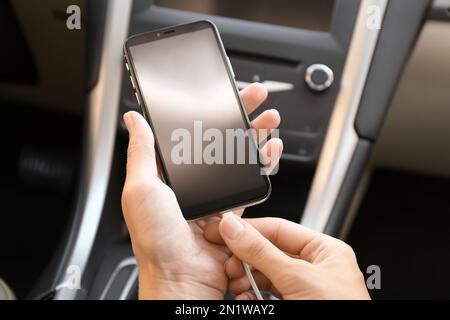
[355,0,431,141]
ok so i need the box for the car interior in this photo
[1,0,450,300]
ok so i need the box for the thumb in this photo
[219,212,290,281]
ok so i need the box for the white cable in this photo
[242,262,263,300]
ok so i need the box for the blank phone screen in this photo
[127,22,269,219]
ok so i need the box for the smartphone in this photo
[124,20,271,220]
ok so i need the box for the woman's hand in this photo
[204,214,370,300]
[121,83,282,299]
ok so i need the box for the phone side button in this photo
[134,92,141,106]
[125,62,130,71]
[130,76,136,89]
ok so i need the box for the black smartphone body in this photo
[124,20,271,220]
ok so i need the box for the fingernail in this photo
[221,212,244,240]
[123,112,134,129]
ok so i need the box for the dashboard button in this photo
[305,64,334,92]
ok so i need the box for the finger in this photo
[228,271,281,298]
[225,255,245,278]
[251,109,281,143]
[228,274,250,294]
[240,82,268,114]
[219,212,293,281]
[234,292,256,300]
[232,208,245,218]
[194,214,221,230]
[123,111,158,182]
[260,138,283,175]
[203,210,245,245]
[228,273,271,294]
[206,217,325,264]
[244,218,324,261]
[203,219,223,244]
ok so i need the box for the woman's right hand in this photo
[204,213,370,300]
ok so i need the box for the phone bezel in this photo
[123,20,271,221]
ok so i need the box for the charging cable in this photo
[242,262,263,300]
